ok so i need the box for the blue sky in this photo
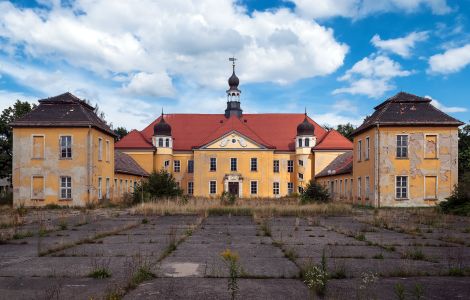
[0,0,469,130]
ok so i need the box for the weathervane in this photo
[229,56,237,71]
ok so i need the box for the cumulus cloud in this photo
[425,95,467,113]
[334,55,411,98]
[122,72,175,98]
[371,31,428,58]
[291,0,451,19]
[428,44,470,74]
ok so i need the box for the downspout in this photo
[375,124,381,208]
[87,125,92,204]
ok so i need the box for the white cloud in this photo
[291,0,451,19]
[425,95,467,113]
[332,99,358,113]
[371,31,428,58]
[311,112,363,127]
[122,72,175,98]
[428,44,470,74]
[334,55,411,98]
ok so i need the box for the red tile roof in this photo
[116,113,350,152]
[315,151,353,178]
[313,130,353,151]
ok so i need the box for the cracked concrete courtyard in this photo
[1,207,470,299]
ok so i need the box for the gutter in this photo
[87,125,92,204]
[375,124,381,208]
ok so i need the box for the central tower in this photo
[225,57,243,118]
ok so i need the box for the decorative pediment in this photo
[202,131,266,149]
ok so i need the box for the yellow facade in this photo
[12,127,116,206]
[317,173,354,202]
[352,126,459,207]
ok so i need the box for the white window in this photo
[165,138,170,147]
[287,182,294,195]
[299,159,304,167]
[273,160,279,173]
[106,178,110,199]
[174,160,180,172]
[365,176,370,200]
[188,182,194,195]
[357,140,362,161]
[209,180,217,194]
[273,182,280,195]
[250,181,258,195]
[188,160,194,173]
[230,158,237,171]
[396,176,408,199]
[397,135,408,158]
[287,160,294,173]
[357,177,362,200]
[365,137,370,160]
[106,140,110,162]
[98,138,103,161]
[60,176,72,199]
[299,173,304,180]
[251,158,258,171]
[164,160,170,168]
[158,138,163,147]
[210,158,217,171]
[60,136,72,159]
[305,138,310,147]
[98,177,102,200]
[298,138,303,147]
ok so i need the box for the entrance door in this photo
[228,182,239,196]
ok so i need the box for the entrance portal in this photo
[228,182,239,196]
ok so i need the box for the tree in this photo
[458,122,470,180]
[133,170,183,202]
[113,126,129,141]
[300,180,330,204]
[336,123,356,141]
[0,100,36,179]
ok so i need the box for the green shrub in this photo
[0,191,13,206]
[88,268,111,279]
[220,191,236,206]
[133,170,183,203]
[300,180,330,204]
[439,174,470,216]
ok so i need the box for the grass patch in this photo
[284,248,298,261]
[354,233,366,241]
[12,231,34,240]
[372,253,384,259]
[128,266,155,288]
[88,268,111,279]
[402,248,427,261]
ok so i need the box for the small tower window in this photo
[305,138,310,147]
[158,138,163,147]
[298,138,303,148]
[165,138,170,147]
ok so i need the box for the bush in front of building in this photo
[0,191,13,206]
[220,191,237,206]
[439,173,470,216]
[133,170,183,203]
[300,180,330,204]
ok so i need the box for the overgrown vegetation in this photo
[88,267,112,279]
[302,251,329,296]
[439,173,470,216]
[220,191,237,206]
[133,170,183,203]
[220,249,240,300]
[300,180,330,204]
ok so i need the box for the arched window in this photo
[165,138,170,147]
[305,138,310,147]
[298,138,303,148]
[158,138,163,147]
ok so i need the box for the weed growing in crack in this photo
[88,258,112,279]
[394,283,405,300]
[412,283,424,300]
[220,249,240,300]
[284,248,298,261]
[402,248,426,261]
[260,219,272,237]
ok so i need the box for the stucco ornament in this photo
[239,137,247,147]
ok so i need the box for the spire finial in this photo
[229,56,237,72]
[305,107,307,116]
[161,107,164,117]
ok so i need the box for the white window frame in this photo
[287,182,294,195]
[210,157,217,172]
[250,157,258,172]
[105,140,110,162]
[59,176,72,200]
[105,177,110,199]
[395,175,409,200]
[298,173,304,180]
[273,182,280,196]
[424,175,438,200]
[273,160,280,173]
[98,137,103,161]
[59,135,72,159]
[230,157,237,172]
[209,180,217,195]
[365,137,370,160]
[174,160,181,172]
[250,180,258,195]
[357,140,362,161]
[98,177,102,200]
[396,134,408,158]
[287,160,294,173]
[188,181,194,195]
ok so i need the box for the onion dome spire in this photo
[297,110,315,136]
[225,57,243,118]
[153,108,172,136]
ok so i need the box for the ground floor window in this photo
[106,178,110,199]
[60,176,71,199]
[188,182,194,195]
[31,176,45,200]
[396,176,408,199]
[298,186,304,194]
[357,177,361,200]
[209,180,217,194]
[365,176,370,200]
[273,182,280,195]
[250,181,258,195]
[98,177,102,200]
[287,182,294,195]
